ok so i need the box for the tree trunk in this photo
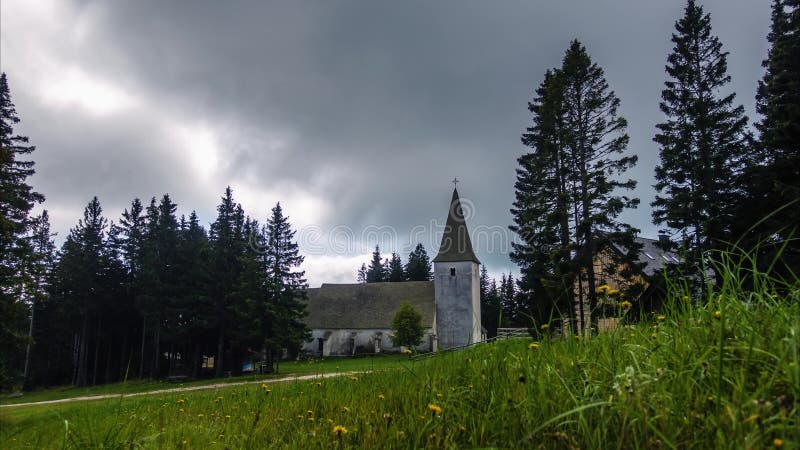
[76,316,89,387]
[92,320,101,385]
[152,319,161,378]
[139,315,147,379]
[119,331,128,381]
[104,337,113,383]
[215,325,224,378]
[22,297,35,390]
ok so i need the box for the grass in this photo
[1,257,798,449]
[0,354,406,406]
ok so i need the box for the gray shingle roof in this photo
[304,281,435,329]
[433,188,480,264]
[611,237,680,276]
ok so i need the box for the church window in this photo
[450,267,456,276]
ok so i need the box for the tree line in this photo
[510,0,799,332]
[355,243,433,283]
[1,73,310,389]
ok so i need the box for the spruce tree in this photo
[652,0,754,284]
[748,0,800,264]
[0,73,44,389]
[56,197,110,386]
[366,246,385,282]
[388,252,405,281]
[208,187,246,377]
[174,211,212,377]
[262,203,309,361]
[512,41,640,334]
[404,243,432,281]
[511,69,575,330]
[21,211,56,389]
[356,263,367,283]
[560,40,641,332]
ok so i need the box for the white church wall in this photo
[302,328,435,357]
[434,260,480,349]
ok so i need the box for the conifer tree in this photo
[512,41,640,334]
[481,275,502,338]
[208,187,246,377]
[366,246,385,282]
[262,203,309,361]
[747,0,800,263]
[56,197,110,386]
[0,73,44,389]
[356,263,367,283]
[174,211,212,376]
[404,243,432,281]
[511,69,575,330]
[388,252,405,282]
[652,0,754,284]
[21,211,56,389]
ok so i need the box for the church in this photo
[301,187,482,356]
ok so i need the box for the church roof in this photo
[433,188,480,264]
[304,281,435,329]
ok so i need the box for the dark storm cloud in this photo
[1,0,771,283]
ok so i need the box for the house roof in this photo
[304,281,435,329]
[433,188,480,264]
[611,237,680,276]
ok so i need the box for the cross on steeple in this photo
[452,177,459,188]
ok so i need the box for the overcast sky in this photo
[1,0,771,286]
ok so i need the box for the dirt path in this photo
[0,371,361,409]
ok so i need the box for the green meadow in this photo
[2,274,798,449]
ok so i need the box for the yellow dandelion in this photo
[327,418,334,424]
[351,376,358,381]
[657,315,666,322]
[540,323,550,331]
[428,403,442,415]
[436,393,443,398]
[179,408,185,413]
[315,382,321,387]
[307,410,314,416]
[197,413,204,418]
[459,425,467,432]
[177,399,185,404]
[378,394,385,400]
[218,434,224,439]
[650,333,658,339]
[342,406,350,413]
[608,289,620,296]
[467,384,473,389]
[528,342,540,350]
[308,417,315,422]
[681,295,689,301]
[332,425,348,436]
[714,310,721,320]
[225,415,231,419]
[620,300,632,309]
[773,438,783,447]
[598,285,611,293]
[402,349,413,355]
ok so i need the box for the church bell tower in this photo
[433,184,481,350]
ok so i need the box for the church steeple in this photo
[433,187,480,264]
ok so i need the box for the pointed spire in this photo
[434,187,480,264]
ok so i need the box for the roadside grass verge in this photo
[0,354,406,406]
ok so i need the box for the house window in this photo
[450,267,456,276]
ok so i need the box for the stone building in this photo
[301,187,482,356]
